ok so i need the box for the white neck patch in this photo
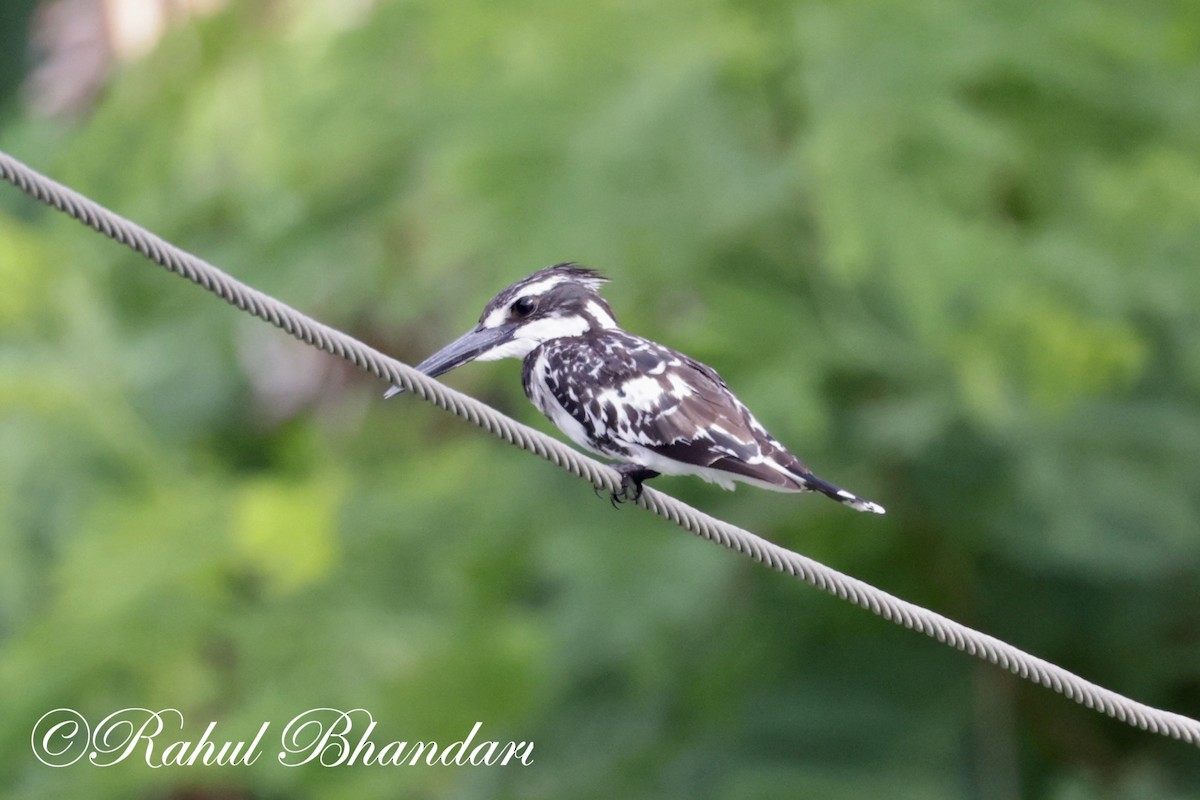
[586,300,617,329]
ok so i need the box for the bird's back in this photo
[522,329,817,492]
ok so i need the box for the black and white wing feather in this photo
[523,330,884,513]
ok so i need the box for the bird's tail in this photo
[793,470,886,515]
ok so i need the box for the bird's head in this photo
[385,263,618,397]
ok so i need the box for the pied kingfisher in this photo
[386,264,884,514]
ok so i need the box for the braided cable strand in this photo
[2,149,1198,747]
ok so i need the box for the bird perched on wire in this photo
[386,264,884,514]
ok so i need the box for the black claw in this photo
[607,465,660,507]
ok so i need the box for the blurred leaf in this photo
[231,473,344,595]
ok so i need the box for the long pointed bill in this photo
[383,323,517,398]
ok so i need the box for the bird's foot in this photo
[609,465,660,507]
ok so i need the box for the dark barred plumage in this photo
[387,263,884,514]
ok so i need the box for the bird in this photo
[385,263,885,514]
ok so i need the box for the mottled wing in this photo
[639,354,811,490]
[545,331,809,489]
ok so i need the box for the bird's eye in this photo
[511,296,536,318]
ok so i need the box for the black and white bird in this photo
[386,264,884,514]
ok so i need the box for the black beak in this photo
[384,323,518,398]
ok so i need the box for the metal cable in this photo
[2,148,1197,747]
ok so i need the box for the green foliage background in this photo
[1,0,1199,796]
